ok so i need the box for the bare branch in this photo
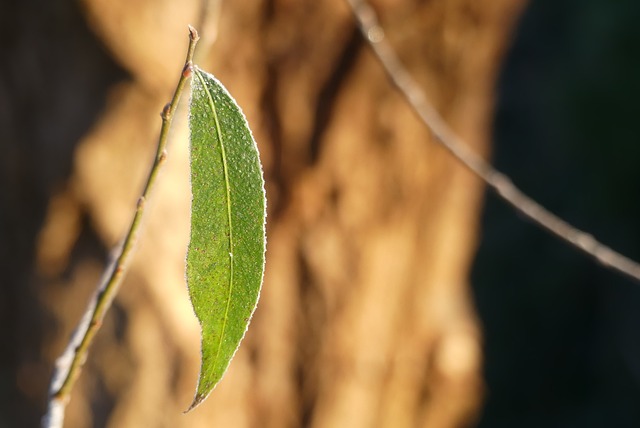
[345,0,640,282]
[42,27,201,428]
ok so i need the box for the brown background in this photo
[1,0,524,426]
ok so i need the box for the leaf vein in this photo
[195,69,235,369]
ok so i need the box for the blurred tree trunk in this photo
[1,0,524,427]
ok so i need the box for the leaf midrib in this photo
[195,69,235,369]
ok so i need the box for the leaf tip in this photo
[184,392,208,414]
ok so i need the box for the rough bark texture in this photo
[1,0,524,427]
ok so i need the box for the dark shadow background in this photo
[472,0,640,426]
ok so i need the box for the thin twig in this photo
[42,27,200,428]
[345,0,640,282]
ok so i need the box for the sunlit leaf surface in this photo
[186,68,266,410]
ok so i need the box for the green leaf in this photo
[186,67,266,410]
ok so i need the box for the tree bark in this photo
[1,0,524,426]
